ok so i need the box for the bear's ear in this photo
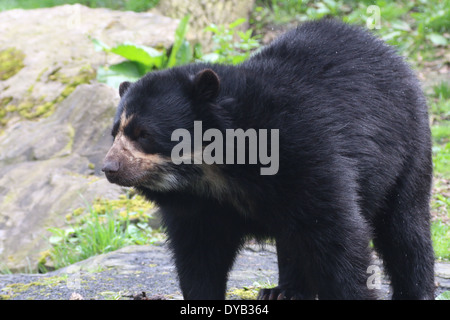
[119,81,131,97]
[193,69,220,101]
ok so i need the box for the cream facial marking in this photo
[119,111,133,134]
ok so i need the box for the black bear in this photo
[102,19,435,299]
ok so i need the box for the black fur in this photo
[106,19,435,299]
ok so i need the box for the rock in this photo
[0,4,178,273]
[0,84,128,272]
[0,4,178,127]
[1,244,449,300]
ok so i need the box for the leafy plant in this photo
[431,81,450,117]
[95,16,262,88]
[40,194,163,271]
[437,291,450,300]
[201,18,261,65]
[252,0,450,63]
[431,220,450,260]
[94,15,191,88]
[0,0,159,12]
[430,82,450,180]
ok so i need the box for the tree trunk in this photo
[155,0,255,50]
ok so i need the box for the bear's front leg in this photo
[161,201,244,300]
[258,237,317,300]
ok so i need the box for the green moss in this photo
[5,282,36,294]
[88,193,156,220]
[41,192,161,271]
[47,66,62,81]
[0,65,96,127]
[1,191,17,206]
[5,104,17,113]
[53,66,96,103]
[17,100,35,119]
[0,97,13,124]
[3,276,67,298]
[54,123,75,157]
[1,96,13,107]
[0,48,25,81]
[100,291,127,300]
[227,287,260,300]
[35,67,49,82]
[37,250,51,268]
[41,65,95,117]
[61,192,157,230]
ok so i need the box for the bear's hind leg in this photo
[258,220,376,300]
[372,165,435,299]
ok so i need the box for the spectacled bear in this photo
[102,19,435,300]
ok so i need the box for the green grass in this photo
[253,0,450,260]
[437,291,450,300]
[201,18,261,65]
[429,80,450,260]
[430,81,450,260]
[252,0,450,64]
[432,220,450,260]
[433,142,450,179]
[39,193,164,272]
[430,82,450,125]
[0,0,159,12]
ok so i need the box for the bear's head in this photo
[102,67,224,192]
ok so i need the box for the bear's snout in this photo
[102,160,120,174]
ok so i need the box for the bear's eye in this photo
[130,126,144,140]
[135,129,160,154]
[135,128,152,142]
[139,131,151,140]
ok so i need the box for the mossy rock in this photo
[0,4,178,273]
[0,66,96,127]
[0,48,25,81]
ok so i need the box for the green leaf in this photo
[205,24,219,34]
[231,55,247,65]
[392,20,411,32]
[436,291,450,300]
[229,18,246,29]
[49,235,63,244]
[91,38,111,52]
[96,61,141,89]
[110,43,165,69]
[381,31,402,42]
[110,61,143,77]
[175,40,193,66]
[167,14,190,68]
[427,33,448,46]
[193,43,203,59]
[201,53,220,63]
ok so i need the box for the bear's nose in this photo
[102,161,120,173]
